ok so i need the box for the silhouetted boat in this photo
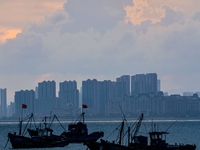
[8,132,68,149]
[61,112,104,143]
[85,113,196,150]
[7,113,69,149]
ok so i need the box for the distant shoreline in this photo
[1,116,200,123]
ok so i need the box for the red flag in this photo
[82,104,88,108]
[22,104,27,109]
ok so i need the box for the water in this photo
[1,119,200,150]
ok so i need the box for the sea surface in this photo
[1,118,200,150]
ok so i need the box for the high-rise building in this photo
[116,75,130,98]
[98,80,114,115]
[131,74,146,94]
[195,92,200,98]
[157,79,161,92]
[0,88,7,118]
[131,73,158,95]
[82,79,99,113]
[8,102,15,117]
[82,76,131,115]
[35,80,57,116]
[59,81,79,109]
[14,90,35,116]
[38,81,56,98]
[146,73,157,93]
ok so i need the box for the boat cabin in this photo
[149,131,168,146]
[28,127,53,137]
[38,128,53,137]
[68,122,88,136]
[134,135,148,146]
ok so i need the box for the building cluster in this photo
[13,80,80,117]
[82,73,159,116]
[1,73,200,119]
[107,92,200,117]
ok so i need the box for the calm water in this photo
[1,119,200,150]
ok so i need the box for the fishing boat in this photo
[61,112,104,143]
[84,110,131,150]
[85,113,196,150]
[27,114,69,147]
[7,113,69,149]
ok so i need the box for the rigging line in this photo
[32,113,37,129]
[105,123,121,140]
[143,120,148,135]
[55,115,67,132]
[74,112,84,123]
[165,120,177,132]
[137,114,147,135]
[22,114,34,135]
[131,113,143,142]
[4,137,9,148]
[119,105,129,128]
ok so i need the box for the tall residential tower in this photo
[59,81,79,108]
[0,88,7,118]
[131,73,158,95]
[14,90,35,116]
[35,80,57,116]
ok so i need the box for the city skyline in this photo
[2,73,200,103]
[0,1,200,102]
[5,75,200,118]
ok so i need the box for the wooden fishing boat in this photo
[85,114,196,150]
[7,113,69,149]
[61,112,104,143]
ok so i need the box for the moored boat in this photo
[8,132,36,149]
[85,114,196,150]
[7,113,69,149]
[61,112,104,143]
[8,132,68,149]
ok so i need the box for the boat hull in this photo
[62,131,104,143]
[85,139,196,150]
[8,133,69,149]
[8,133,36,149]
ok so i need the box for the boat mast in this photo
[19,118,22,135]
[128,126,130,146]
[132,113,143,142]
[119,120,124,145]
[82,112,85,123]
[118,105,127,145]
[44,116,47,128]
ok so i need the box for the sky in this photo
[0,0,200,102]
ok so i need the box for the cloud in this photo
[146,0,200,16]
[0,0,65,43]
[1,0,200,102]
[158,5,185,26]
[160,20,200,68]
[0,29,21,43]
[0,0,65,27]
[125,0,165,25]
[62,0,132,33]
[35,73,53,83]
[124,0,187,27]
[0,31,47,74]
[192,11,200,21]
